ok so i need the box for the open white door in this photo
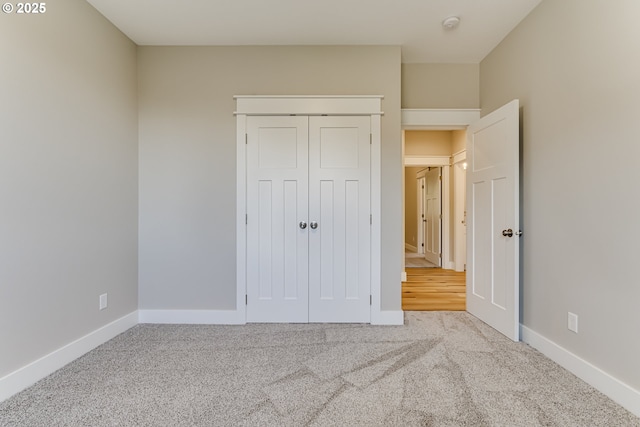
[424,167,441,266]
[466,100,520,341]
[416,177,425,255]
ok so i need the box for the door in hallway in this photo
[424,167,441,266]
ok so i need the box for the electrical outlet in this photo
[99,293,108,311]
[568,312,578,333]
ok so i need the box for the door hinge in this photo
[245,294,248,305]
[370,295,372,305]
[370,214,372,224]
[370,134,372,145]
[245,134,248,144]
[438,175,442,181]
[245,214,248,225]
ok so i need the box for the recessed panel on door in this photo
[259,128,298,169]
[320,128,359,169]
[471,179,490,300]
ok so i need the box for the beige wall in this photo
[0,0,138,377]
[404,167,423,248]
[481,0,640,391]
[402,63,479,108]
[451,130,467,155]
[138,46,402,311]
[404,131,452,156]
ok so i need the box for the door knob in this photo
[299,221,307,230]
[502,229,513,237]
[310,221,318,230]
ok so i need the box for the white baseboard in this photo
[0,311,138,402]
[404,243,417,252]
[521,325,640,418]
[138,309,245,325]
[371,310,404,325]
[401,271,407,282]
[139,309,403,326]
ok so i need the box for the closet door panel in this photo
[308,116,371,323]
[246,116,309,322]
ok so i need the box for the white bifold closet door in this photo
[246,115,371,323]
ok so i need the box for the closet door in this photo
[308,116,371,323]
[246,116,309,322]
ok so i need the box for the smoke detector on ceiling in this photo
[442,16,460,30]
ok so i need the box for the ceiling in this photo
[86,0,542,63]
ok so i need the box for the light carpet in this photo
[1,312,638,426]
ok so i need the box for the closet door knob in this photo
[310,221,318,230]
[299,221,307,230]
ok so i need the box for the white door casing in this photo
[453,151,467,273]
[466,99,520,341]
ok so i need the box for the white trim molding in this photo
[521,325,640,418]
[371,310,404,326]
[452,150,467,165]
[0,311,138,402]
[138,310,245,325]
[235,95,384,116]
[452,150,467,272]
[402,109,480,130]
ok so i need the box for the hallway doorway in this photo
[402,128,468,311]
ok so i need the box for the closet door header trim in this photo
[234,95,384,116]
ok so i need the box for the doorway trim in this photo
[235,96,393,324]
[452,150,467,272]
[402,109,480,130]
[401,108,480,280]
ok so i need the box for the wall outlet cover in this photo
[99,294,108,310]
[568,312,578,333]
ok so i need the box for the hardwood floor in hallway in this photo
[402,268,466,311]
